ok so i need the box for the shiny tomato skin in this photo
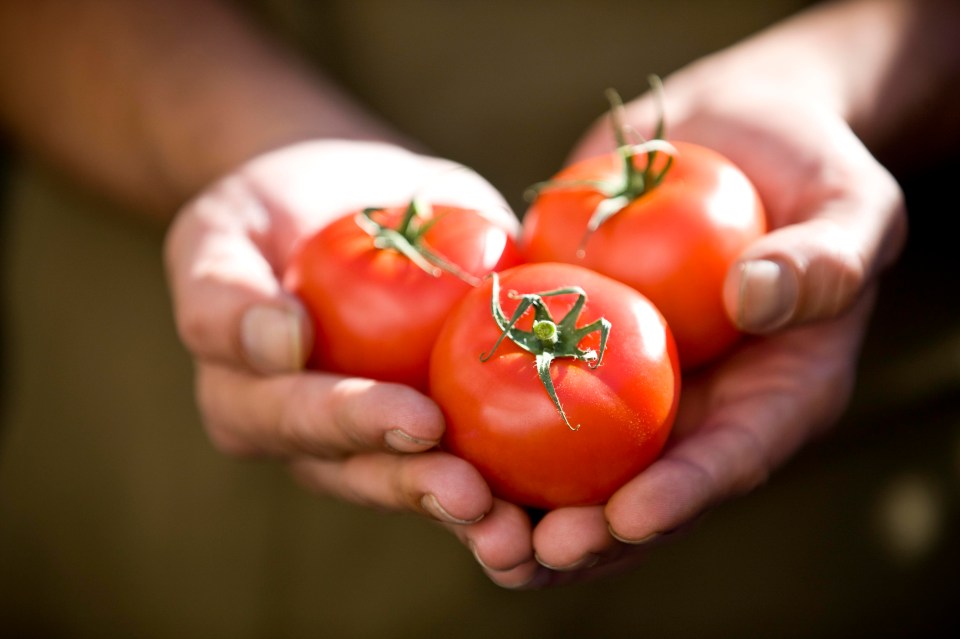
[521,141,766,371]
[283,205,522,391]
[430,262,680,510]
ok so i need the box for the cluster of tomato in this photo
[283,96,766,510]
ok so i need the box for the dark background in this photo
[2,2,957,637]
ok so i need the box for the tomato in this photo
[522,138,766,371]
[429,262,679,509]
[283,200,522,391]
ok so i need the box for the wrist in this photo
[684,0,960,157]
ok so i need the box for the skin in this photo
[164,140,517,526]
[0,0,522,571]
[507,0,957,586]
[1,0,957,590]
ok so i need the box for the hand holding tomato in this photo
[507,74,907,586]
[164,140,531,549]
[522,88,767,370]
[568,80,906,336]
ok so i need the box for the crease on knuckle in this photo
[275,376,342,459]
[804,218,868,319]
[176,306,216,355]
[204,423,261,459]
[673,422,771,507]
[195,374,260,458]
[722,422,772,495]
[328,378,381,451]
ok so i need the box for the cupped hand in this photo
[518,71,906,586]
[164,140,540,586]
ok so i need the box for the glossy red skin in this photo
[521,141,766,371]
[430,262,680,510]
[283,205,522,391]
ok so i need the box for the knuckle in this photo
[276,406,340,460]
[326,378,382,448]
[175,305,215,355]
[802,219,868,319]
[204,421,261,459]
[195,370,263,459]
[720,423,772,497]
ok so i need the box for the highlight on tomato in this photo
[283,198,523,391]
[429,262,680,510]
[521,81,767,370]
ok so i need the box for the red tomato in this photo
[430,262,679,509]
[283,201,522,391]
[521,141,766,370]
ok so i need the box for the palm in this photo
[523,87,900,586]
[165,140,536,584]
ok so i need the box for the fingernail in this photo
[492,565,553,590]
[384,429,439,453]
[735,259,798,332]
[470,541,532,574]
[535,552,600,571]
[468,541,492,571]
[609,524,660,545]
[241,305,304,373]
[508,566,553,590]
[421,493,484,525]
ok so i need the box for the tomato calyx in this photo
[479,272,611,431]
[527,78,677,257]
[355,199,482,285]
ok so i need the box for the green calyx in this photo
[480,273,611,431]
[526,75,677,257]
[355,198,481,286]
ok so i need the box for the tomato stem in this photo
[533,319,559,345]
[355,199,482,286]
[527,76,677,257]
[480,273,611,431]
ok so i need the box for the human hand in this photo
[515,71,907,586]
[164,140,542,584]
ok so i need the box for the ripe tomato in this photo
[430,262,679,509]
[283,200,522,391]
[522,139,766,371]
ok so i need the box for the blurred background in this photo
[1,1,957,637]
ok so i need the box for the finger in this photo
[442,500,547,589]
[569,89,907,334]
[531,506,616,571]
[532,508,668,588]
[197,365,445,458]
[723,158,906,333]
[607,294,874,542]
[289,450,492,526]
[241,141,520,239]
[606,422,771,543]
[480,562,551,591]
[164,176,311,373]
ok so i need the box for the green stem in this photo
[356,199,481,286]
[529,77,678,256]
[480,273,611,431]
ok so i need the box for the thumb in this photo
[164,176,312,373]
[723,174,907,333]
